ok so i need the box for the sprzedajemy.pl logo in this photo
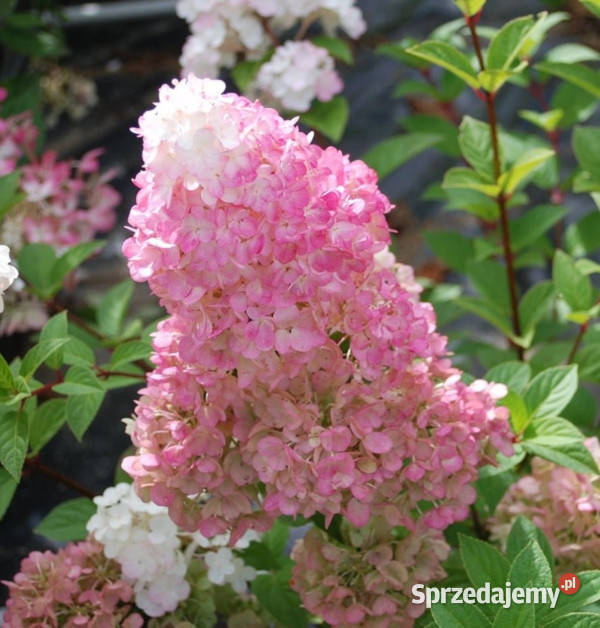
[412,574,581,610]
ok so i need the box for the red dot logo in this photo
[559,573,581,595]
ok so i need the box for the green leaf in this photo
[523,439,599,474]
[573,126,600,178]
[443,167,500,197]
[499,148,555,194]
[96,280,135,338]
[393,79,440,100]
[459,534,510,588]
[551,83,597,129]
[39,312,68,370]
[423,230,474,273]
[0,170,22,219]
[63,337,95,367]
[476,466,518,516]
[492,603,535,627]
[458,116,495,180]
[300,96,349,143]
[536,62,600,98]
[485,361,531,394]
[67,391,105,441]
[467,259,511,313]
[0,468,18,519]
[0,410,28,479]
[252,564,309,628]
[0,353,15,391]
[566,212,600,257]
[510,205,567,251]
[455,297,513,337]
[574,344,600,381]
[580,0,600,17]
[376,38,429,69]
[453,0,486,16]
[362,133,441,179]
[34,497,96,542]
[109,340,151,368]
[487,16,535,71]
[231,59,263,92]
[523,415,584,446]
[519,281,556,336]
[17,243,56,297]
[545,613,600,628]
[19,338,70,380]
[406,41,480,90]
[478,68,520,93]
[506,515,554,568]
[431,602,491,627]
[311,35,353,64]
[508,540,553,589]
[553,250,594,311]
[54,366,104,396]
[542,572,600,623]
[519,109,564,133]
[562,387,597,429]
[524,365,578,418]
[443,188,500,221]
[403,115,460,157]
[0,23,67,57]
[503,391,529,433]
[547,43,600,64]
[240,519,290,571]
[49,241,104,293]
[29,399,67,454]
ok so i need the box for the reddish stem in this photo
[26,457,97,499]
[468,15,524,359]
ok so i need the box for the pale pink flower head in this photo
[253,41,343,112]
[122,76,513,540]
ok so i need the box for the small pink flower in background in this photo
[490,437,600,573]
[2,540,143,627]
[0,99,121,335]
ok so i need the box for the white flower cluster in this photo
[193,529,261,593]
[86,483,190,617]
[177,0,268,79]
[0,244,18,313]
[254,40,343,111]
[176,0,365,112]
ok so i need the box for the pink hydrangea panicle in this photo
[490,437,600,572]
[291,517,449,626]
[2,540,143,627]
[122,75,513,539]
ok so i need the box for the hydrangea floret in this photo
[2,540,144,627]
[121,76,513,549]
[489,437,600,573]
[176,0,365,112]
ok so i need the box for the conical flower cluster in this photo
[122,76,513,546]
